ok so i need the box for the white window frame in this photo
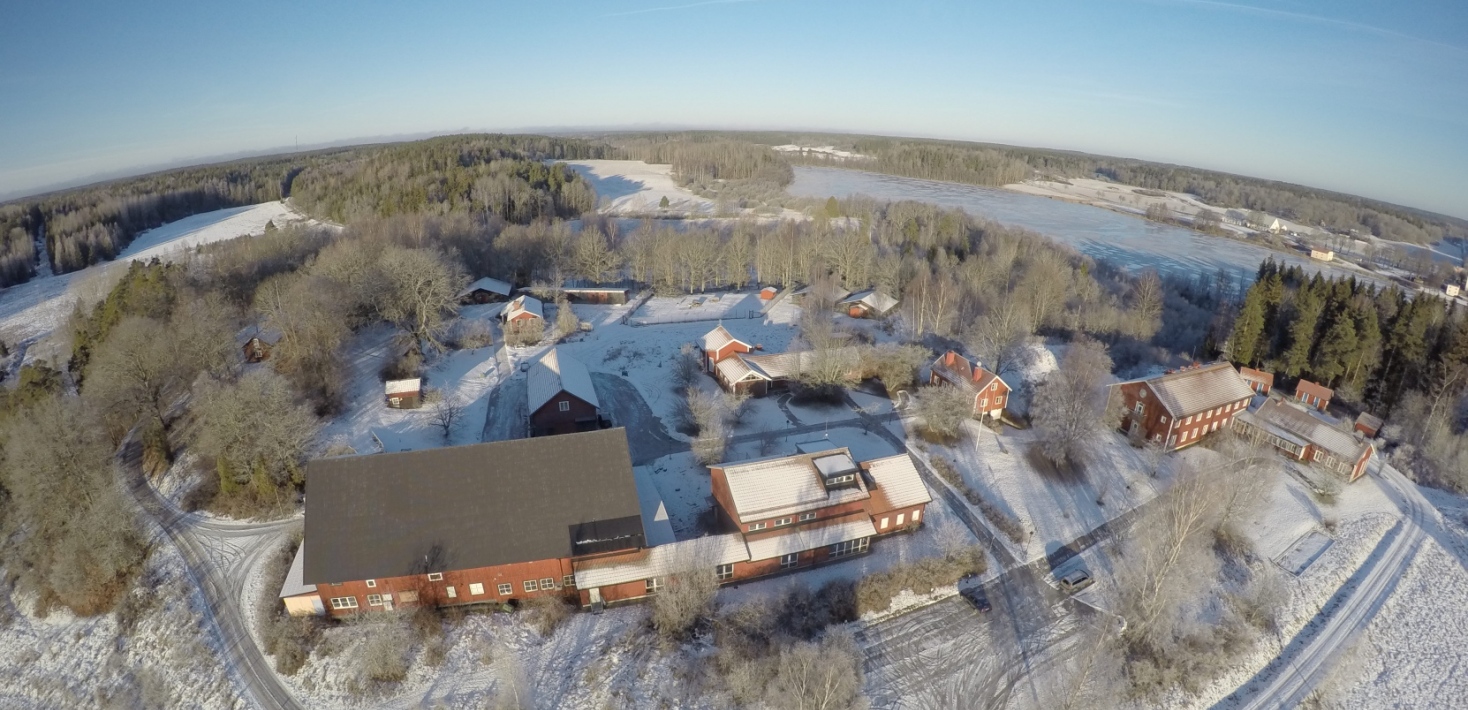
[775,517,792,526]
[329,596,358,610]
[912,509,922,521]
[524,580,539,592]
[558,400,570,412]
[880,517,889,530]
[715,564,734,581]
[469,583,485,596]
[827,474,855,485]
[427,572,443,582]
[646,577,665,594]
[498,583,513,596]
[540,577,556,589]
[1134,402,1144,414]
[779,553,799,569]
[829,537,870,558]
[365,579,377,588]
[445,586,456,599]
[897,513,906,526]
[748,522,767,531]
[799,512,816,522]
[367,594,384,606]
[563,575,576,589]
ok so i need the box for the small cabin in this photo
[759,286,778,301]
[456,277,513,305]
[385,378,422,409]
[1238,366,1274,396]
[1309,249,1335,262]
[240,328,282,364]
[1294,379,1333,412]
[1354,412,1384,439]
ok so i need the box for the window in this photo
[775,517,792,526]
[1313,450,1324,462]
[829,537,870,558]
[799,512,816,522]
[329,596,358,610]
[1140,389,1147,398]
[880,517,889,530]
[540,577,556,589]
[559,400,570,412]
[367,594,384,606]
[469,583,484,596]
[896,513,905,526]
[498,583,513,596]
[827,474,855,485]
[912,509,921,521]
[646,577,665,594]
[994,396,1004,406]
[399,590,419,603]
[990,382,998,391]
[1161,415,1168,424]
[427,572,443,582]
[780,553,799,569]
[716,564,734,581]
[365,579,377,588]
[749,522,767,531]
[1185,415,1192,425]
[524,580,539,592]
[564,575,576,589]
[1134,402,1144,414]
[446,586,457,598]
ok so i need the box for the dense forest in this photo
[0,135,609,288]
[1227,260,1467,488]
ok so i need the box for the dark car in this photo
[960,586,991,613]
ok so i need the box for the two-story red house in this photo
[929,351,1011,420]
[1235,398,1373,482]
[1112,362,1255,451]
[528,348,603,436]
[280,429,646,617]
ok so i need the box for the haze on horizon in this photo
[2,0,1465,219]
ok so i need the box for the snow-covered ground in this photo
[771,145,874,162]
[0,201,316,366]
[562,160,716,216]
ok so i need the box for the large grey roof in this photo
[1252,398,1369,462]
[1133,363,1254,417]
[303,429,643,584]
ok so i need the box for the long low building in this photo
[1234,398,1374,482]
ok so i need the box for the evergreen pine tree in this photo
[1281,284,1324,377]
[1229,284,1267,365]
[1312,314,1358,386]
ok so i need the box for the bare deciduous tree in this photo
[373,246,466,350]
[914,384,972,443]
[430,396,465,442]
[1031,336,1116,467]
[192,369,319,497]
[651,550,721,642]
[84,316,183,429]
[765,631,867,710]
[966,299,1033,378]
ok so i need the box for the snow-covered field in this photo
[1005,177,1312,238]
[562,160,716,216]
[0,201,316,365]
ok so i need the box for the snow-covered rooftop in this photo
[745,514,878,562]
[504,294,544,320]
[527,348,599,413]
[862,454,932,513]
[838,288,899,315]
[716,355,761,384]
[716,449,871,523]
[278,543,316,598]
[1128,362,1254,417]
[1251,398,1369,462]
[700,324,747,353]
[457,276,512,299]
[573,533,750,588]
[384,378,420,395]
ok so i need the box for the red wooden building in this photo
[500,295,544,324]
[282,429,646,617]
[1354,412,1384,439]
[1238,366,1274,396]
[1294,379,1334,412]
[1112,362,1255,451]
[1235,398,1373,482]
[929,351,1011,420]
[836,289,899,319]
[527,348,603,436]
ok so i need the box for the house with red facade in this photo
[281,429,647,617]
[1112,362,1255,451]
[699,325,861,397]
[1294,379,1334,412]
[500,294,544,324]
[929,351,1011,420]
[836,289,899,319]
[1235,398,1374,482]
[1238,367,1274,396]
[527,348,603,436]
[1354,412,1384,439]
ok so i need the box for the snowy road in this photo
[1216,462,1441,709]
[118,438,304,710]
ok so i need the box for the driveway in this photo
[480,374,527,443]
[590,372,682,465]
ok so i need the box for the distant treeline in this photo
[613,133,793,187]
[0,134,611,288]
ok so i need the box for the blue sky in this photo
[2,0,1465,218]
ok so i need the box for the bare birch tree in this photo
[1031,336,1115,467]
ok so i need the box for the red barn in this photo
[527,348,602,436]
[1112,362,1255,451]
[283,429,646,617]
[929,351,1011,420]
[1354,412,1384,439]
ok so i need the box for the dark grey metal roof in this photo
[303,428,644,584]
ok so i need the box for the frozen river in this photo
[789,167,1384,286]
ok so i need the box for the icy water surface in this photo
[790,167,1385,286]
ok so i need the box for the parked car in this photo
[1058,569,1093,594]
[960,586,991,613]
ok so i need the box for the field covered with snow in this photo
[562,160,716,216]
[0,201,316,365]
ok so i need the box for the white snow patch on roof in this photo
[457,276,512,299]
[1129,362,1254,416]
[527,348,599,413]
[863,454,932,511]
[574,534,750,588]
[718,449,870,523]
[278,544,316,598]
[504,295,544,320]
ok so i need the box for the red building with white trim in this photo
[1111,362,1255,451]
